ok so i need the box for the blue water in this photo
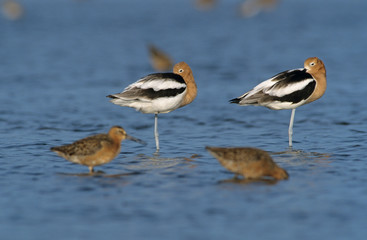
[1,0,367,239]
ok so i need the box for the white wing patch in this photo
[245,68,314,98]
[112,90,187,114]
[126,79,185,92]
[265,79,314,97]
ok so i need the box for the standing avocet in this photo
[107,62,197,152]
[230,57,326,147]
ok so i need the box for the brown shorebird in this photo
[206,146,289,180]
[51,126,143,173]
[148,44,173,71]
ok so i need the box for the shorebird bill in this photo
[126,134,146,145]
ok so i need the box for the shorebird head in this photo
[304,57,326,75]
[173,62,193,80]
[109,126,146,145]
[272,167,289,180]
[109,126,127,141]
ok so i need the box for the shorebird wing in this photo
[233,69,316,109]
[109,73,187,101]
[51,134,108,157]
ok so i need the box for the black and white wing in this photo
[231,69,316,110]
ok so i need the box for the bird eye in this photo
[310,62,315,66]
[179,69,184,73]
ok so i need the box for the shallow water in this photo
[1,0,367,239]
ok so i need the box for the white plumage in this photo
[110,77,187,114]
[127,78,186,92]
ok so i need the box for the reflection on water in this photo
[124,153,199,170]
[56,171,143,189]
[218,176,280,185]
[1,0,367,239]
[57,171,141,178]
[271,148,332,167]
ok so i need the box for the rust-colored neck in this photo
[180,71,197,107]
[307,68,327,103]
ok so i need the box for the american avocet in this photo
[230,57,326,147]
[107,62,197,152]
[51,126,143,173]
[148,44,173,71]
[206,146,288,180]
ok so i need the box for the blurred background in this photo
[1,0,366,239]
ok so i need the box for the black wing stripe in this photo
[134,87,186,100]
[267,81,316,104]
[271,69,313,88]
[143,73,186,84]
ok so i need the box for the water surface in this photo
[1,0,367,239]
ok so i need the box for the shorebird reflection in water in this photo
[107,62,197,152]
[51,126,144,173]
